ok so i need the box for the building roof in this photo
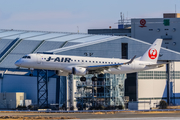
[0,29,112,68]
[0,29,180,69]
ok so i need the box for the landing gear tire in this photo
[29,69,34,76]
[29,73,33,76]
[80,76,86,81]
[92,76,98,81]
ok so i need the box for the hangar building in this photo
[88,13,180,108]
[0,13,180,109]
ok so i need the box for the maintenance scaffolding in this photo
[75,74,126,109]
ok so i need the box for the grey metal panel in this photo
[56,37,180,60]
[0,54,24,68]
[19,32,47,40]
[0,39,14,53]
[1,40,42,68]
[56,39,122,58]
[48,36,120,53]
[71,35,110,42]
[64,42,81,47]
[34,41,64,53]
[26,33,67,40]
[0,31,24,38]
[46,34,89,42]
[48,78,56,104]
[2,36,19,40]
[11,40,41,54]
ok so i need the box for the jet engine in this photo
[72,67,87,76]
[55,70,69,76]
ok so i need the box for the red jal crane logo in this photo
[148,48,157,59]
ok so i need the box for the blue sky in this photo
[0,0,179,33]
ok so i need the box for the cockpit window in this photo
[27,56,31,59]
[22,56,31,59]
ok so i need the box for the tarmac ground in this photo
[1,111,180,119]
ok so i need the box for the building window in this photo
[149,29,153,31]
[122,43,128,59]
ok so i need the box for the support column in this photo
[37,70,48,108]
[69,74,74,110]
[56,77,60,105]
[166,63,170,105]
[59,76,67,110]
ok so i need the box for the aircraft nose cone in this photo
[15,60,22,66]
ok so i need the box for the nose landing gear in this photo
[29,68,34,76]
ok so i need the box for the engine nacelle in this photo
[72,67,87,76]
[55,70,69,76]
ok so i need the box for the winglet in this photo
[125,55,136,64]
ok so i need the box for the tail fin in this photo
[140,39,162,63]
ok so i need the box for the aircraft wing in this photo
[146,62,169,68]
[85,55,136,72]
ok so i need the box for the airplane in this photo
[15,38,165,81]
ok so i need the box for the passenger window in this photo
[111,62,113,64]
[99,61,101,63]
[96,61,98,63]
[89,61,91,62]
[105,62,107,64]
[75,60,76,62]
[108,62,110,64]
[78,60,80,62]
[93,61,94,63]
[22,56,27,58]
[86,60,87,62]
[102,62,104,63]
[82,60,84,62]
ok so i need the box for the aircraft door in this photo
[36,54,42,64]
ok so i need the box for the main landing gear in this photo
[91,76,98,81]
[80,75,98,81]
[80,76,86,81]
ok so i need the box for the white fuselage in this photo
[15,53,157,75]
